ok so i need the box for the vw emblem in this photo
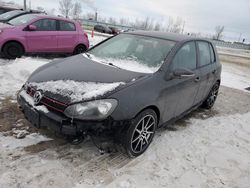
[33,91,43,105]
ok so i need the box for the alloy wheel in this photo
[131,115,156,154]
[207,84,219,107]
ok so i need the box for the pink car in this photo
[0,14,89,59]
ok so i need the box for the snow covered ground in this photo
[0,36,250,188]
[221,63,250,92]
[217,46,250,59]
[0,57,48,99]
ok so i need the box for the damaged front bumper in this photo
[17,90,124,137]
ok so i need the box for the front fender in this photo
[108,73,165,124]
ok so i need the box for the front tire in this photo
[3,42,24,59]
[123,109,157,157]
[202,82,220,109]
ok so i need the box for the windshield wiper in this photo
[6,22,12,25]
[86,54,122,70]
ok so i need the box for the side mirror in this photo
[28,25,37,31]
[171,68,195,79]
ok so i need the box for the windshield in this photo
[8,14,37,26]
[0,10,23,20]
[87,34,176,73]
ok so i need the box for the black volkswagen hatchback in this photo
[18,31,221,157]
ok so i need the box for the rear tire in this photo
[73,44,87,55]
[3,42,24,59]
[123,109,157,157]
[202,82,220,109]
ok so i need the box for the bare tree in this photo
[154,23,161,31]
[166,17,174,32]
[213,25,225,40]
[59,0,73,18]
[47,8,56,15]
[168,17,184,33]
[108,17,117,25]
[72,1,82,19]
[119,18,129,26]
[142,17,150,29]
[135,17,154,30]
[85,12,95,20]
[98,16,107,23]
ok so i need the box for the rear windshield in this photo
[0,10,23,20]
[8,14,37,26]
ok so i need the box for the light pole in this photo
[24,0,27,10]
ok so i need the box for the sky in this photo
[7,0,250,43]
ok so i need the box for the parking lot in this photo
[0,35,249,187]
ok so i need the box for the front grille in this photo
[26,86,68,113]
[41,96,67,113]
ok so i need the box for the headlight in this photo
[64,99,118,120]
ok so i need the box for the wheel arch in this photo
[135,105,161,126]
[1,40,26,52]
[74,43,87,50]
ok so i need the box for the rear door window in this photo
[33,19,56,31]
[172,42,197,70]
[198,41,211,67]
[209,44,216,63]
[59,20,76,31]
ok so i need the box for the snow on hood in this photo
[28,54,145,84]
[30,80,125,102]
[83,54,159,74]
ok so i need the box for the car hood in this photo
[27,54,148,103]
[28,54,147,83]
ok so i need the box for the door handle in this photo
[195,77,200,82]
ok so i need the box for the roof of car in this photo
[127,30,207,42]
[32,14,77,23]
